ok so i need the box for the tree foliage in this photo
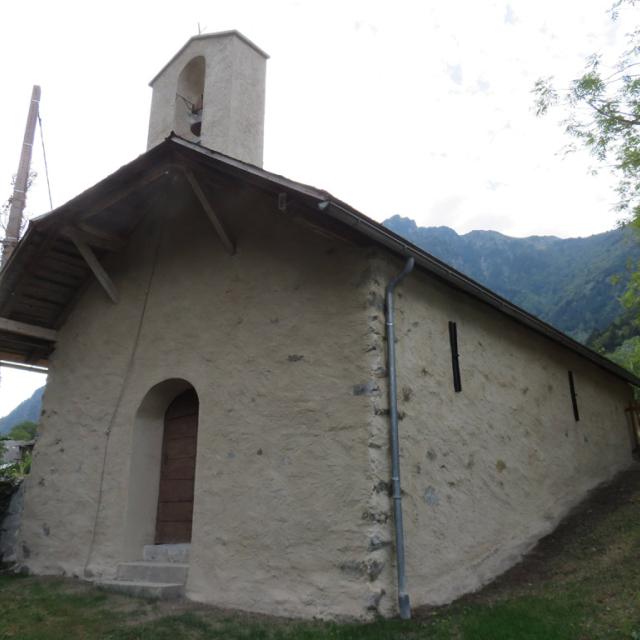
[533,1,640,222]
[534,2,640,378]
[6,420,38,441]
[0,451,31,479]
[2,451,32,479]
[586,305,640,352]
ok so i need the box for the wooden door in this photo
[626,402,640,457]
[155,389,199,544]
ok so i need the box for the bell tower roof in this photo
[149,31,269,87]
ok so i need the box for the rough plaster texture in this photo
[369,252,634,609]
[147,32,267,166]
[17,186,634,619]
[19,186,380,618]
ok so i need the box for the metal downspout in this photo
[385,255,415,620]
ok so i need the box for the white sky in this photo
[0,0,637,415]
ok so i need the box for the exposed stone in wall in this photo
[362,250,395,617]
[376,251,634,609]
[18,197,379,620]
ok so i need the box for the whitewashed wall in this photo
[17,194,634,619]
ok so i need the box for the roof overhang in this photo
[0,135,638,388]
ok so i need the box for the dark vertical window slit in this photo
[568,370,580,422]
[449,321,462,393]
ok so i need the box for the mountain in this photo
[383,216,640,342]
[0,386,45,435]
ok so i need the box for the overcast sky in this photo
[0,0,637,414]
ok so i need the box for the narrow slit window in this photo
[568,370,580,422]
[449,321,462,393]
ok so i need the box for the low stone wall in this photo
[0,480,24,567]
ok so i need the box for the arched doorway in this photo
[155,389,199,544]
[122,379,199,560]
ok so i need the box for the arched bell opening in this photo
[174,56,205,142]
[122,379,199,560]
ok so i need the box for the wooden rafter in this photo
[62,224,126,252]
[0,165,166,315]
[66,228,119,303]
[0,351,47,366]
[0,317,57,342]
[0,229,59,317]
[79,166,170,222]
[182,168,235,255]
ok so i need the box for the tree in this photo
[534,2,640,379]
[6,420,38,441]
[533,1,640,224]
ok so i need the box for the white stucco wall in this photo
[369,252,634,610]
[16,193,635,620]
[19,186,382,619]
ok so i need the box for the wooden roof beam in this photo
[0,317,57,342]
[183,168,235,255]
[62,224,126,252]
[0,351,49,368]
[66,229,119,303]
[74,166,170,223]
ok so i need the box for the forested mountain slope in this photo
[0,386,44,435]
[383,215,640,341]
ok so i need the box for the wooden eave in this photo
[0,144,177,366]
[0,135,638,388]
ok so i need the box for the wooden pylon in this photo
[1,85,41,268]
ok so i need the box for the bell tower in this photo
[147,31,268,167]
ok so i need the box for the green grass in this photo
[2,467,640,639]
[0,576,638,639]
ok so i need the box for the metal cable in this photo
[83,201,166,575]
[37,113,53,209]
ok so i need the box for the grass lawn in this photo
[2,466,640,639]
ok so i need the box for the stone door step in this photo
[94,579,184,600]
[143,543,190,563]
[116,561,189,584]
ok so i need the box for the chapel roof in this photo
[0,134,638,387]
